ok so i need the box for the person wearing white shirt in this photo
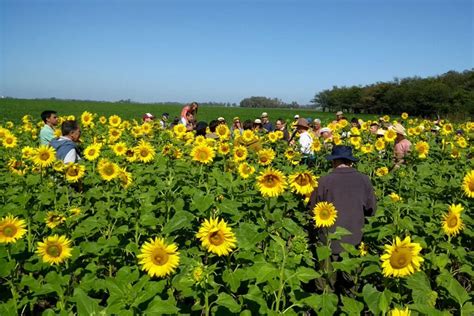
[294,118,314,166]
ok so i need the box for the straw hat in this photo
[295,118,310,129]
[390,123,406,136]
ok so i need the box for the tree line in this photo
[240,96,300,108]
[311,69,474,116]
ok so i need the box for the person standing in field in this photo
[49,120,82,163]
[294,118,314,166]
[39,110,59,145]
[275,118,290,141]
[142,113,155,122]
[261,112,274,132]
[181,102,199,123]
[307,145,376,293]
[311,118,322,138]
[391,123,411,170]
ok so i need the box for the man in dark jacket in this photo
[308,145,376,253]
[307,145,376,293]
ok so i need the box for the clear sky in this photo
[1,0,472,104]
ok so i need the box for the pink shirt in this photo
[394,138,411,159]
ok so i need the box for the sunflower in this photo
[267,131,278,143]
[83,143,102,161]
[36,235,72,265]
[196,217,237,256]
[376,167,389,177]
[233,145,248,162]
[241,129,255,143]
[64,163,85,183]
[288,171,317,195]
[384,129,397,143]
[0,215,27,243]
[32,145,56,168]
[52,160,65,172]
[415,141,429,159]
[69,207,81,216]
[111,142,128,156]
[21,146,35,160]
[401,112,409,120]
[81,111,94,127]
[359,242,368,256]
[389,192,402,202]
[98,159,119,181]
[380,236,423,278]
[173,124,187,137]
[390,307,411,316]
[375,138,386,151]
[238,162,255,179]
[361,143,374,154]
[108,127,122,141]
[141,122,153,135]
[191,144,215,164]
[462,170,474,198]
[137,237,180,278]
[275,130,284,140]
[45,211,66,229]
[441,123,453,135]
[2,133,18,148]
[456,137,467,148]
[311,139,322,152]
[284,148,297,160]
[257,148,275,166]
[194,135,206,145]
[99,116,107,124]
[108,115,122,127]
[216,124,230,140]
[7,158,28,176]
[312,201,338,228]
[217,142,231,155]
[117,167,133,189]
[134,140,156,163]
[442,204,464,237]
[256,168,287,197]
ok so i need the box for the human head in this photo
[61,120,81,142]
[209,120,219,133]
[253,119,262,130]
[261,112,269,123]
[217,117,226,125]
[186,112,194,122]
[294,114,300,121]
[350,117,360,128]
[370,122,379,134]
[391,123,407,140]
[195,121,208,136]
[143,113,154,122]
[233,117,241,127]
[243,120,253,130]
[41,110,58,126]
[313,118,321,129]
[326,145,357,167]
[275,118,285,130]
[320,127,332,139]
[190,102,199,112]
[295,118,310,132]
[336,111,343,120]
[162,113,169,121]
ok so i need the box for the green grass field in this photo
[0,98,377,124]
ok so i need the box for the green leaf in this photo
[360,264,380,277]
[235,223,266,250]
[282,218,304,235]
[316,246,331,261]
[0,259,15,278]
[303,293,338,316]
[362,284,381,315]
[406,271,437,307]
[253,262,278,284]
[215,293,241,313]
[436,272,470,306]
[378,289,392,314]
[295,267,321,283]
[145,297,180,315]
[341,296,364,315]
[72,288,102,315]
[243,285,268,314]
[162,211,194,234]
[0,299,17,316]
[328,226,352,240]
[222,269,244,292]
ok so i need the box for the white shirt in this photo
[58,136,81,164]
[299,131,314,155]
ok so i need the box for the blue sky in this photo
[1,0,472,104]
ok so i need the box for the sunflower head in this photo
[191,144,215,164]
[380,236,424,278]
[462,170,474,198]
[33,146,57,168]
[256,168,287,197]
[196,217,237,256]
[312,201,338,228]
[36,235,73,265]
[137,237,180,278]
[0,215,27,243]
[442,204,464,237]
[257,148,275,166]
[288,171,317,195]
[238,162,255,179]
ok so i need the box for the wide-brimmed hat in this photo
[376,129,386,136]
[295,118,310,129]
[143,113,154,120]
[217,117,225,122]
[254,118,262,124]
[320,127,332,134]
[326,145,358,162]
[336,111,343,116]
[261,112,268,118]
[390,123,406,136]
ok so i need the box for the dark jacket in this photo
[307,167,376,254]
[50,137,79,162]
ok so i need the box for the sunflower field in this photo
[0,112,473,315]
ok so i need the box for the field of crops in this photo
[0,106,472,315]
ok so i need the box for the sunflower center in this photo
[104,164,115,176]
[389,247,412,269]
[6,138,13,144]
[209,230,225,246]
[88,149,96,155]
[40,152,50,160]
[447,214,458,228]
[319,209,330,220]
[140,149,149,157]
[3,225,16,237]
[67,168,78,176]
[296,174,310,186]
[469,181,474,191]
[260,156,268,163]
[46,244,62,257]
[198,151,208,160]
[263,175,278,188]
[151,248,169,265]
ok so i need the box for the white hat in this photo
[217,117,225,122]
[261,112,268,118]
[254,118,262,124]
[294,114,300,119]
[376,129,386,136]
[336,111,343,116]
[313,118,321,124]
[320,127,332,133]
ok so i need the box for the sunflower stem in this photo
[204,290,210,316]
